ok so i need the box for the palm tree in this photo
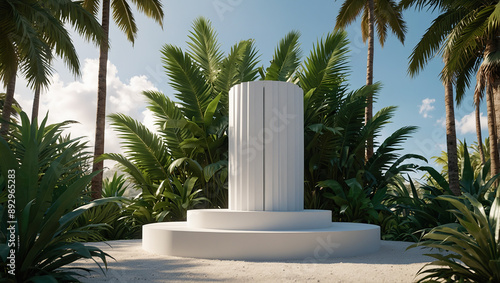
[442,56,460,195]
[83,0,164,199]
[474,92,485,164]
[433,139,490,180]
[335,0,407,160]
[0,0,103,135]
[403,0,500,187]
[0,92,21,125]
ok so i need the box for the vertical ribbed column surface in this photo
[229,81,303,211]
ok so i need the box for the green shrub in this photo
[0,113,114,282]
[385,143,499,242]
[410,194,500,282]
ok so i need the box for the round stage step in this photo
[143,221,380,260]
[187,209,332,230]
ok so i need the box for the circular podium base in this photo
[142,219,380,260]
[187,209,332,230]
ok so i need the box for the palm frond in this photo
[335,0,366,29]
[443,6,492,80]
[399,0,451,11]
[237,39,260,82]
[111,0,138,43]
[298,29,350,94]
[142,90,190,158]
[375,12,389,47]
[453,50,481,105]
[10,1,53,89]
[215,40,251,107]
[130,0,164,26]
[161,44,212,122]
[82,0,100,16]
[335,84,379,153]
[33,6,80,77]
[264,30,302,82]
[55,0,105,46]
[375,0,407,45]
[98,153,153,191]
[108,113,170,181]
[407,8,463,77]
[367,126,420,174]
[187,17,223,85]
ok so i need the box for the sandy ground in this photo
[68,240,432,282]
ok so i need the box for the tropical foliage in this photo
[433,139,491,180]
[83,0,164,199]
[3,2,500,282]
[295,28,425,221]
[335,0,407,159]
[385,143,499,242]
[97,18,258,230]
[0,112,113,282]
[0,0,103,135]
[402,0,500,194]
[100,17,424,229]
[411,193,500,282]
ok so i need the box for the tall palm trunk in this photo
[91,0,110,200]
[444,77,460,196]
[493,74,500,173]
[486,87,499,177]
[1,72,17,137]
[475,101,485,164]
[365,0,375,161]
[32,87,40,121]
[484,38,500,178]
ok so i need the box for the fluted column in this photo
[228,81,303,211]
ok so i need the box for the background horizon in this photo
[2,0,486,181]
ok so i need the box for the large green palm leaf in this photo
[111,0,137,43]
[334,86,375,152]
[298,30,350,94]
[161,44,213,123]
[407,8,463,76]
[236,39,260,83]
[129,0,163,25]
[99,152,153,192]
[215,40,260,112]
[142,90,189,159]
[1,1,52,88]
[263,30,302,81]
[187,17,223,86]
[374,0,407,46]
[411,194,500,282]
[0,0,103,87]
[107,0,163,43]
[336,0,366,28]
[108,113,170,181]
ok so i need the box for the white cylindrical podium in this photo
[228,81,304,211]
[142,81,381,260]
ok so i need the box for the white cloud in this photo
[456,111,487,135]
[142,108,159,134]
[436,116,446,128]
[419,98,435,118]
[14,58,158,159]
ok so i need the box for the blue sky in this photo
[4,0,487,179]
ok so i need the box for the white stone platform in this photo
[142,81,381,260]
[187,209,332,230]
[142,210,380,260]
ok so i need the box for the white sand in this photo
[69,240,432,282]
